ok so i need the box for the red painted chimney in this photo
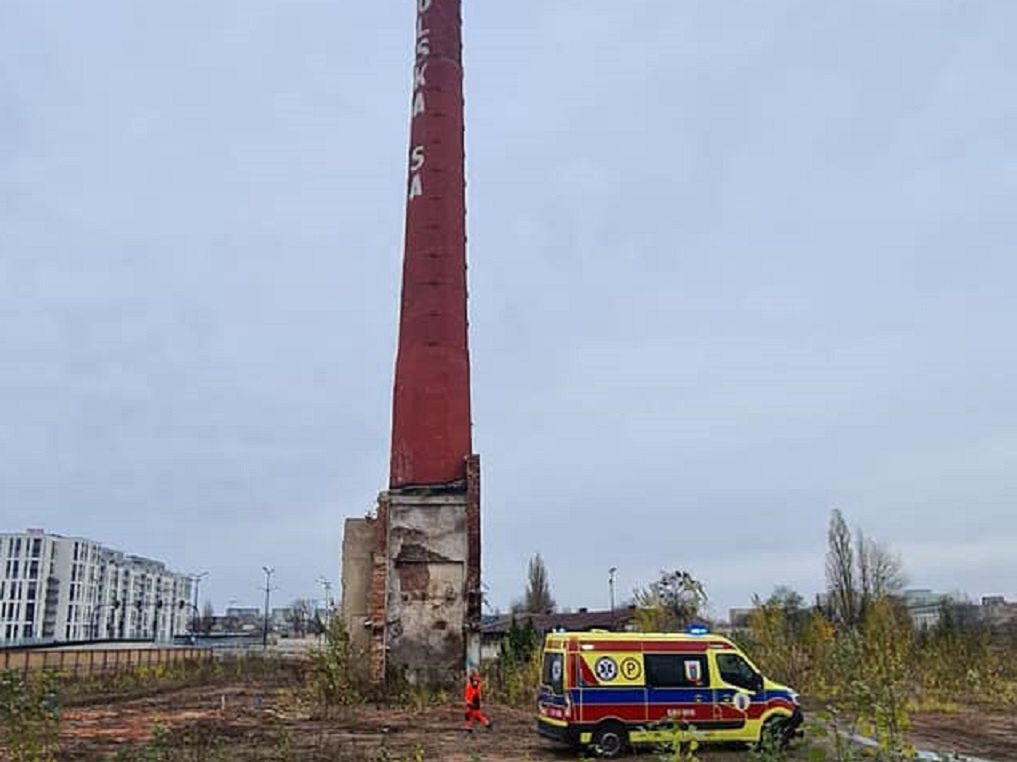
[389,0,472,489]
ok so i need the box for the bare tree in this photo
[524,553,555,614]
[634,570,708,632]
[826,509,907,628]
[287,599,314,637]
[858,531,905,618]
[826,509,858,627]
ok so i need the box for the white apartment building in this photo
[0,529,193,646]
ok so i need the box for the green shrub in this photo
[306,617,362,712]
[0,671,62,762]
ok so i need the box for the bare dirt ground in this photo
[909,710,1017,761]
[55,682,1017,761]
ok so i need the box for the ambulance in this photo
[536,628,803,757]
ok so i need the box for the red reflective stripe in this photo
[581,704,646,723]
[579,659,598,686]
[747,697,795,719]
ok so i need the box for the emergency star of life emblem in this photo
[595,656,618,682]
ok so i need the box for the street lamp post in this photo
[262,567,274,649]
[191,572,208,635]
[89,600,120,641]
[609,567,617,622]
[175,601,201,641]
[317,576,333,630]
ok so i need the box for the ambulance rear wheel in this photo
[592,721,628,758]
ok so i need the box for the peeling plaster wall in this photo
[340,517,375,679]
[386,492,468,685]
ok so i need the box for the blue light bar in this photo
[687,624,710,636]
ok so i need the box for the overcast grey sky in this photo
[2,1,1015,617]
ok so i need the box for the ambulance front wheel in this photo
[759,716,791,750]
[592,721,628,758]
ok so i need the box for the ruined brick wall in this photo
[343,453,482,686]
[368,495,389,684]
[465,455,481,623]
[464,456,482,671]
[385,492,468,685]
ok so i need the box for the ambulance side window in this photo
[645,654,710,688]
[716,653,762,692]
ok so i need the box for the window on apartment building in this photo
[28,561,39,579]
[5,625,13,640]
[31,539,41,557]
[13,538,21,555]
[24,624,33,639]
[26,582,36,600]
[24,603,34,621]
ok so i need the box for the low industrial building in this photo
[480,607,637,661]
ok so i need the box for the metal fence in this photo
[0,647,213,678]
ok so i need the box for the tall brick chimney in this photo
[341,0,480,687]
[390,0,472,490]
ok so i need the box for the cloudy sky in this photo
[2,1,1014,617]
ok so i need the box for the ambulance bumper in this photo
[537,719,578,747]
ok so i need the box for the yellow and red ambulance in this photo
[536,629,802,757]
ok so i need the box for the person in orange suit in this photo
[463,671,493,731]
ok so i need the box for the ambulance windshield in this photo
[541,652,564,695]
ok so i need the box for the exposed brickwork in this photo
[465,455,481,629]
[368,496,389,684]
